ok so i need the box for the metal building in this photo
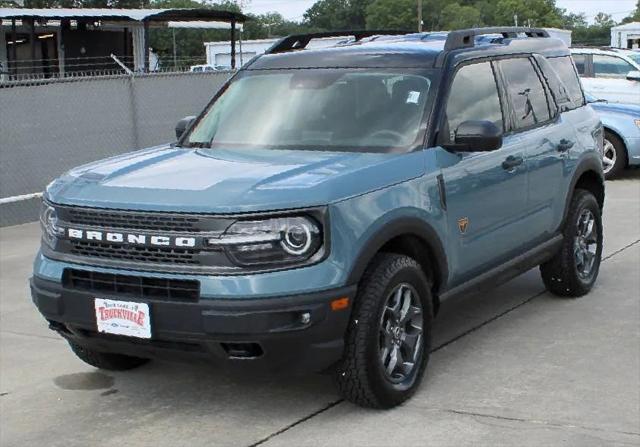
[0,8,247,79]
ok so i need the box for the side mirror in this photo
[444,120,502,152]
[175,116,196,140]
[626,70,640,81]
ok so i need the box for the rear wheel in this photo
[334,254,433,408]
[540,189,602,297]
[68,341,149,371]
[603,131,627,180]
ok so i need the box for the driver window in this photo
[442,62,504,144]
[593,55,635,78]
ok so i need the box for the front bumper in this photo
[31,275,356,373]
[626,136,640,165]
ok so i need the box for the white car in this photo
[570,48,640,104]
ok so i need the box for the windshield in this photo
[626,52,640,66]
[185,69,434,153]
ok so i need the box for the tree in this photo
[243,12,306,39]
[567,11,617,46]
[489,0,564,27]
[149,0,242,68]
[303,0,373,30]
[440,2,483,29]
[304,0,352,30]
[562,12,588,29]
[593,12,615,28]
[621,0,640,23]
[365,0,415,30]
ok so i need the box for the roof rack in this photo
[444,27,550,51]
[265,30,412,54]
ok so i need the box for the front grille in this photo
[69,240,199,265]
[65,208,202,232]
[63,269,200,302]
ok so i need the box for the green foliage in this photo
[621,0,640,23]
[304,0,372,30]
[365,0,415,30]
[440,3,483,29]
[243,12,307,39]
[148,0,241,67]
[488,0,564,28]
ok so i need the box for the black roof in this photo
[248,27,570,70]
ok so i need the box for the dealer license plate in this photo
[94,298,151,339]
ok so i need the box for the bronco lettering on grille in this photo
[65,228,197,248]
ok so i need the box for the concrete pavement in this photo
[1,174,638,447]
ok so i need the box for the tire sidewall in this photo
[363,261,433,406]
[565,192,603,290]
[604,132,627,180]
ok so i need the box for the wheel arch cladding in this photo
[559,155,604,233]
[346,217,448,306]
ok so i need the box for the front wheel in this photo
[334,254,433,408]
[540,189,603,297]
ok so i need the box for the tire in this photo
[334,253,433,409]
[68,341,149,371]
[603,131,628,180]
[540,189,603,297]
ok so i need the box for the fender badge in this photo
[458,217,469,234]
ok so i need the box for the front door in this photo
[435,60,529,285]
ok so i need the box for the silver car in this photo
[587,93,640,178]
[571,48,640,104]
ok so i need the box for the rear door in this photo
[495,56,569,241]
[435,60,529,284]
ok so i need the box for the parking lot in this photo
[0,172,638,447]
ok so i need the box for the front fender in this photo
[344,212,449,292]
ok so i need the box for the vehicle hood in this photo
[590,101,640,117]
[46,145,425,213]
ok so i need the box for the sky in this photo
[243,0,638,23]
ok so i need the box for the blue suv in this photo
[31,27,605,408]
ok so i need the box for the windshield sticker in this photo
[407,91,421,104]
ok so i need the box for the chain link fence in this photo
[0,70,233,226]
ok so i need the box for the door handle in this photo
[502,155,524,171]
[557,139,575,152]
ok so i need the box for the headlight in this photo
[209,216,323,267]
[634,119,640,129]
[40,202,63,247]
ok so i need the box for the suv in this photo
[31,27,605,409]
[570,47,640,104]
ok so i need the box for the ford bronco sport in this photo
[31,27,605,408]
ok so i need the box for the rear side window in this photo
[593,55,636,78]
[572,54,586,75]
[547,56,585,110]
[442,61,503,143]
[498,58,551,130]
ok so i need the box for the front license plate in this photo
[94,298,151,339]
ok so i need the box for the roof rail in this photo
[265,30,412,54]
[444,27,550,51]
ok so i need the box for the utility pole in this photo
[418,0,423,32]
[514,13,518,27]
[172,28,177,71]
